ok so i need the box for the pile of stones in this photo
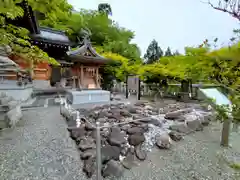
[60,101,214,178]
[0,92,23,129]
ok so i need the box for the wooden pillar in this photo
[96,67,99,88]
[80,64,84,88]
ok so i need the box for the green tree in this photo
[164,47,173,56]
[173,50,180,56]
[144,39,163,64]
[98,3,112,16]
[0,0,72,66]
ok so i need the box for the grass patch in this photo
[229,163,240,170]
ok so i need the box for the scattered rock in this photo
[169,123,193,134]
[68,126,86,140]
[186,119,203,131]
[108,127,127,146]
[78,137,96,151]
[63,100,213,179]
[81,149,96,160]
[135,145,147,160]
[128,133,145,146]
[102,160,124,178]
[140,117,162,127]
[169,131,183,141]
[165,108,192,120]
[101,145,121,163]
[120,109,132,117]
[127,127,145,135]
[85,121,95,131]
[83,157,96,178]
[121,149,136,169]
[155,134,172,149]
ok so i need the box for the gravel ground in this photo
[115,124,240,180]
[0,107,86,180]
[0,106,239,180]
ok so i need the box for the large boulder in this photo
[108,127,127,147]
[101,145,121,163]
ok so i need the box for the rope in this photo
[58,92,163,130]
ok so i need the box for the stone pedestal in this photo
[66,89,110,105]
[0,81,33,101]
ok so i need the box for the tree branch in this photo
[203,0,240,21]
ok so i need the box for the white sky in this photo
[68,0,239,55]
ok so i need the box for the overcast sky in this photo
[68,0,239,55]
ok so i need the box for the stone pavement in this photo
[0,107,87,180]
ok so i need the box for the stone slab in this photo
[66,90,110,105]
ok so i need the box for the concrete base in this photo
[0,81,33,101]
[66,89,110,105]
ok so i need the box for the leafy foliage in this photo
[98,3,112,16]
[0,0,72,65]
[164,47,173,56]
[144,39,163,64]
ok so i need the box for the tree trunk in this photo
[221,118,231,147]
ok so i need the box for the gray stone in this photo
[186,119,204,131]
[169,131,183,141]
[169,123,193,134]
[128,133,145,146]
[155,134,171,149]
[83,157,96,178]
[68,126,86,140]
[5,105,22,128]
[78,137,95,151]
[101,145,121,163]
[126,105,138,113]
[108,127,127,146]
[127,127,145,135]
[135,145,147,161]
[80,149,96,160]
[121,152,136,169]
[140,117,162,127]
[165,108,193,120]
[102,160,124,178]
[120,109,132,117]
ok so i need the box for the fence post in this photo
[96,122,102,180]
[126,75,128,99]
